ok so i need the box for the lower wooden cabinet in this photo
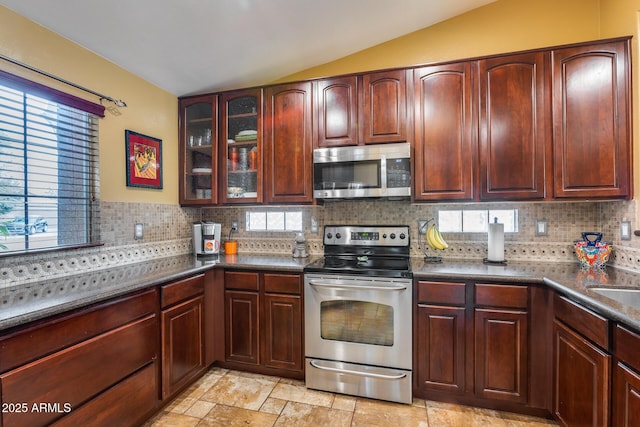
[0,271,222,427]
[160,271,224,401]
[51,363,158,427]
[224,270,304,378]
[474,283,529,404]
[613,325,640,427]
[161,293,205,399]
[553,294,611,427]
[613,361,640,427]
[226,289,260,365]
[553,320,611,426]
[414,280,550,415]
[474,307,528,403]
[0,289,160,427]
[416,303,466,394]
[262,292,303,371]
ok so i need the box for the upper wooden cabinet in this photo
[315,76,358,147]
[359,69,409,144]
[413,52,551,202]
[178,37,632,205]
[179,95,218,205]
[412,37,631,203]
[263,82,314,204]
[552,39,631,199]
[413,62,475,201]
[478,52,550,201]
[315,70,409,147]
[220,89,263,204]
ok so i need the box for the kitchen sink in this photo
[589,287,640,310]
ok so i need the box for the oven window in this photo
[320,300,393,346]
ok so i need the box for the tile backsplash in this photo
[2,199,639,287]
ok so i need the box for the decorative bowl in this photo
[575,236,612,269]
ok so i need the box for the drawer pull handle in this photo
[309,360,407,380]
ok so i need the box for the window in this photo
[438,209,519,233]
[0,71,103,254]
[246,210,303,232]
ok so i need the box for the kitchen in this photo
[1,0,640,425]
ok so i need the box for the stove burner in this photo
[323,257,349,268]
[306,255,411,278]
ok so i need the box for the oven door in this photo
[304,273,412,370]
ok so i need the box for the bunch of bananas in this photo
[426,223,449,250]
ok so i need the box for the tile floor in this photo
[144,368,559,426]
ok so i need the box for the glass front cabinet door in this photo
[221,89,262,204]
[179,95,218,205]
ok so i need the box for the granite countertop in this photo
[0,253,316,332]
[412,258,640,331]
[3,253,640,334]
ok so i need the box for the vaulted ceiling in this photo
[0,0,495,96]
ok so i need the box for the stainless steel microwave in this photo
[313,143,411,200]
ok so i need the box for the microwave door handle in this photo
[308,280,407,291]
[380,153,387,190]
[309,360,407,380]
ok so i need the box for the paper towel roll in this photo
[487,222,505,262]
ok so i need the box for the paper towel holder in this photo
[484,217,507,265]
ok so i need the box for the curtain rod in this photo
[0,53,127,107]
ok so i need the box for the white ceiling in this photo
[1,0,494,96]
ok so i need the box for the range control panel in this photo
[323,225,410,247]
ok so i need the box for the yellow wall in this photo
[599,0,640,203]
[0,6,178,204]
[279,0,601,81]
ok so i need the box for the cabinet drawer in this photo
[615,324,640,370]
[554,293,609,349]
[475,283,528,309]
[51,362,159,427]
[225,270,260,291]
[1,315,157,427]
[0,288,157,374]
[161,274,204,308]
[264,273,301,294]
[416,281,466,305]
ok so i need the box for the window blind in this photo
[0,77,101,254]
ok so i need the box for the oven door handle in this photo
[309,360,407,380]
[308,280,407,291]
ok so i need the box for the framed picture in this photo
[125,130,163,189]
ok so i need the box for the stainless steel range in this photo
[304,225,412,404]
